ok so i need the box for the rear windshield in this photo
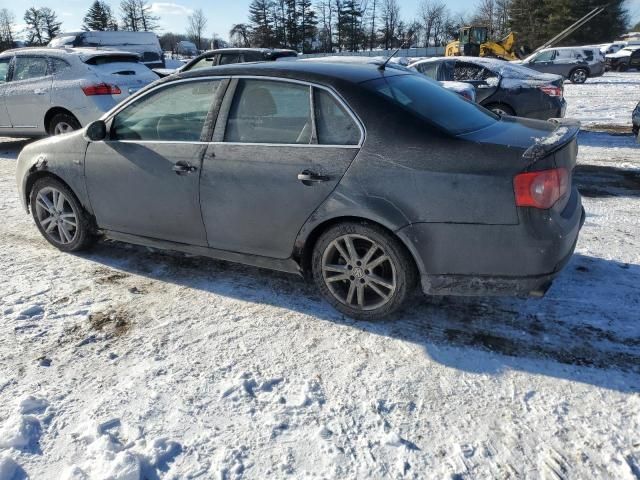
[84,55,140,65]
[362,74,498,135]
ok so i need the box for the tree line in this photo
[229,0,631,54]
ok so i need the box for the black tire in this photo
[486,103,515,117]
[49,112,81,136]
[30,177,95,252]
[569,68,588,84]
[617,63,628,72]
[311,221,417,320]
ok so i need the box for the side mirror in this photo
[84,120,107,142]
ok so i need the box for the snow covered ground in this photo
[0,73,639,479]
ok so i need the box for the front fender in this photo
[16,131,90,213]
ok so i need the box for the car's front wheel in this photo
[486,103,515,117]
[570,68,588,84]
[312,222,417,320]
[49,113,81,136]
[30,177,95,252]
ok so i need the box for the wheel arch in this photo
[295,215,424,278]
[483,101,516,116]
[44,107,80,134]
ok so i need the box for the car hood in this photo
[606,50,634,59]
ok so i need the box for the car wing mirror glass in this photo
[84,120,107,142]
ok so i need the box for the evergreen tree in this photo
[83,1,118,31]
[248,0,275,47]
[40,7,62,42]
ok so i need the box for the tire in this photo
[486,103,515,117]
[311,221,417,320]
[30,177,95,252]
[49,112,81,136]
[617,63,628,72]
[569,68,588,84]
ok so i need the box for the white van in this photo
[49,31,164,69]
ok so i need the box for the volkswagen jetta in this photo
[16,61,584,319]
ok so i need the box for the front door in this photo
[5,55,52,134]
[526,50,556,74]
[85,78,225,246]
[200,78,363,259]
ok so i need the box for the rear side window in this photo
[219,54,240,65]
[454,62,496,82]
[189,56,216,71]
[0,58,10,83]
[50,58,71,74]
[363,74,498,136]
[414,62,440,80]
[581,50,595,61]
[243,52,264,62]
[111,80,222,141]
[141,52,160,62]
[555,50,574,60]
[13,57,49,81]
[225,79,312,144]
[314,89,359,145]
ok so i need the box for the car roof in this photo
[173,60,412,86]
[0,46,137,58]
[197,48,297,55]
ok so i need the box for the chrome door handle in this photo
[298,170,329,186]
[172,161,197,175]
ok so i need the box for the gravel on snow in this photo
[0,72,639,479]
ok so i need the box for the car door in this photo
[85,78,227,246]
[453,61,498,103]
[200,78,363,259]
[0,57,12,132]
[4,55,52,134]
[525,50,556,73]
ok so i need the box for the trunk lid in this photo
[87,60,158,97]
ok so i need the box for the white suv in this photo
[0,47,158,137]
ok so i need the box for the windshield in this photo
[362,74,498,135]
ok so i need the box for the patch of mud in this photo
[89,308,131,337]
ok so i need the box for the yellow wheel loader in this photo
[445,26,520,61]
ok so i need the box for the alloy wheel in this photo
[321,234,397,311]
[572,70,587,83]
[34,187,79,245]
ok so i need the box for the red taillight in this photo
[82,83,122,96]
[514,168,569,209]
[539,85,563,98]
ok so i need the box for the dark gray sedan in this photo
[16,61,584,319]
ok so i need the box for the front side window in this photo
[363,74,498,136]
[188,56,216,71]
[414,62,440,80]
[314,89,359,145]
[225,79,312,144]
[111,80,221,141]
[532,50,555,63]
[13,57,49,81]
[0,58,10,84]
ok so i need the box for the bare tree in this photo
[187,8,208,50]
[24,7,45,45]
[120,0,158,31]
[379,0,399,49]
[229,23,251,47]
[0,9,15,50]
[419,0,446,47]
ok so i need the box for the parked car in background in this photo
[409,57,566,119]
[176,40,198,57]
[0,48,158,137]
[633,101,640,136]
[49,31,165,69]
[599,42,627,55]
[605,45,640,71]
[16,61,584,319]
[153,48,298,77]
[517,46,605,83]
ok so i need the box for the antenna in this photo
[378,37,412,71]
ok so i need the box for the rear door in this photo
[4,55,52,134]
[200,78,363,258]
[452,61,498,103]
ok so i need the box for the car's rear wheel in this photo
[312,222,417,320]
[30,177,95,252]
[49,113,81,136]
[486,103,515,117]
[569,68,588,84]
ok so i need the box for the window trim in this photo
[102,75,365,148]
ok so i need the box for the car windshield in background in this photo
[363,74,498,135]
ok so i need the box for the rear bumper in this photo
[400,191,585,297]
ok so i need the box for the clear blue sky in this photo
[9,0,640,41]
